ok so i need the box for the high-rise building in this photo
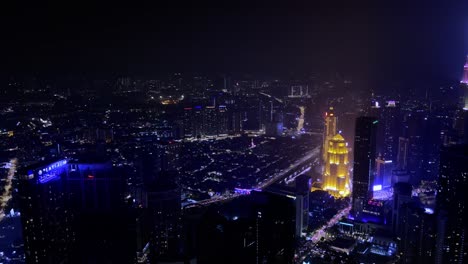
[19,159,74,263]
[203,106,218,136]
[183,107,194,138]
[184,105,230,137]
[403,111,442,183]
[218,105,229,135]
[352,116,378,219]
[143,172,182,261]
[295,174,310,237]
[380,101,400,161]
[396,137,409,170]
[461,56,468,109]
[19,158,138,263]
[229,108,242,134]
[338,111,357,149]
[435,144,468,264]
[396,200,436,263]
[461,56,468,85]
[322,107,337,162]
[392,182,412,234]
[193,191,295,263]
[323,133,350,196]
[375,157,392,189]
[193,106,204,137]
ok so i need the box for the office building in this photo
[397,202,436,263]
[18,158,137,263]
[183,107,194,138]
[391,182,412,234]
[194,191,295,264]
[294,174,310,237]
[218,105,229,135]
[19,159,74,263]
[193,106,204,137]
[203,106,218,136]
[396,137,409,170]
[375,157,392,189]
[380,101,400,161]
[352,116,378,219]
[435,144,468,264]
[143,172,182,261]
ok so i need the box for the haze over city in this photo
[0,2,467,264]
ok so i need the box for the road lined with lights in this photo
[194,146,320,207]
[0,158,18,222]
[310,204,351,243]
[296,204,352,263]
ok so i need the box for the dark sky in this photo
[2,2,467,83]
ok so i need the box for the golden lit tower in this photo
[323,133,350,196]
[322,107,337,162]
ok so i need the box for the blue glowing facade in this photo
[27,159,68,184]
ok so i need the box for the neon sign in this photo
[35,159,68,184]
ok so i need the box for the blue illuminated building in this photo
[18,157,139,263]
[26,158,68,184]
[19,158,74,263]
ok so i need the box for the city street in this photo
[0,158,18,222]
[195,145,320,206]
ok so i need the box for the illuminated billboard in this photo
[28,159,68,184]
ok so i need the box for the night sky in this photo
[2,2,467,83]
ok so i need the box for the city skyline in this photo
[0,3,467,264]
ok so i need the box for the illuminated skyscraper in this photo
[461,56,468,109]
[462,56,468,84]
[322,107,337,162]
[323,133,350,196]
[375,157,392,189]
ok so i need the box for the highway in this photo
[193,145,320,207]
[257,146,320,190]
[0,158,18,222]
